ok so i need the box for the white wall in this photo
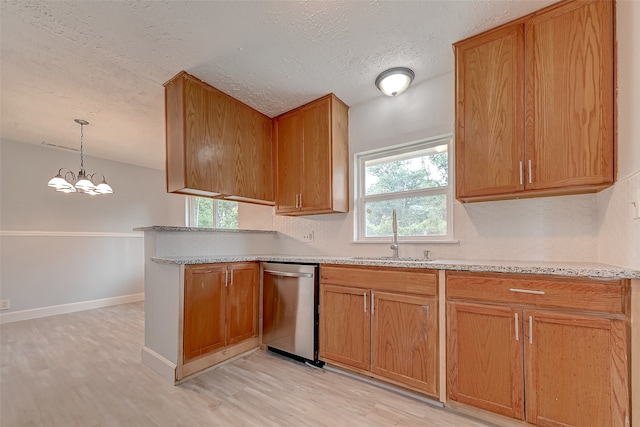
[596,0,640,270]
[243,72,600,262]
[0,139,185,318]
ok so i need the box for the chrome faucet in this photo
[390,209,399,258]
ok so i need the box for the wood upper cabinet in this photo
[274,94,349,215]
[164,71,274,204]
[446,271,631,426]
[454,0,615,202]
[319,265,438,397]
[524,0,614,191]
[455,23,525,199]
[183,262,258,363]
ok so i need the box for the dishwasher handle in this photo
[264,269,314,279]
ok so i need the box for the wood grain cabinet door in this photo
[300,97,332,213]
[524,0,614,191]
[454,23,525,199]
[447,302,525,420]
[524,310,629,427]
[319,284,370,371]
[274,111,302,214]
[371,291,438,396]
[226,263,258,346]
[183,265,227,362]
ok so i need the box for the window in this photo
[187,197,239,229]
[355,135,453,242]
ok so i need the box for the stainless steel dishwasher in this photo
[261,262,322,365]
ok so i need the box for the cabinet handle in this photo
[529,315,533,344]
[528,160,532,184]
[295,193,299,209]
[230,271,233,287]
[519,161,523,185]
[225,270,228,287]
[514,313,519,341]
[299,193,303,208]
[371,292,375,315]
[509,288,545,295]
[363,292,367,313]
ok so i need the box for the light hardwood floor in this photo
[0,302,492,426]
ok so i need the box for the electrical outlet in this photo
[302,231,315,242]
[0,299,9,310]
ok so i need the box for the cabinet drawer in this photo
[321,265,437,296]
[446,272,629,315]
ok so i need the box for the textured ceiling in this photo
[1,0,555,170]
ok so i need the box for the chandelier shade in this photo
[46,119,113,195]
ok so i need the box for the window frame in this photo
[186,197,239,229]
[354,134,454,243]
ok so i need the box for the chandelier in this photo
[47,119,113,195]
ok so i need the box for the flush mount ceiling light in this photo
[375,67,415,97]
[47,119,113,195]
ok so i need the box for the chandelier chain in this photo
[79,122,84,169]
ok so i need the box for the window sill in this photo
[351,239,459,245]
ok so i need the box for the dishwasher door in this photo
[262,263,318,362]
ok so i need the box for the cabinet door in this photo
[183,265,227,362]
[226,263,258,345]
[525,0,614,190]
[447,302,524,419]
[274,111,302,213]
[455,24,525,199]
[524,310,629,427]
[372,292,438,396]
[300,97,332,212]
[184,75,228,194]
[319,284,370,371]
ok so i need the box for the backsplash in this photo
[269,194,599,262]
[597,172,640,269]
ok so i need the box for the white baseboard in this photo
[0,293,145,324]
[141,346,177,383]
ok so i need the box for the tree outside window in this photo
[356,135,453,241]
[190,197,238,229]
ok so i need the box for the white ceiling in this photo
[1,0,555,171]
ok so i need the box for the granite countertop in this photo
[150,255,640,279]
[134,226,276,234]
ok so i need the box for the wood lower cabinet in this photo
[183,263,258,365]
[319,265,438,396]
[446,272,631,426]
[274,94,349,216]
[319,284,370,370]
[447,302,524,419]
[371,291,438,394]
[525,310,629,427]
[184,264,227,361]
[455,0,615,202]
